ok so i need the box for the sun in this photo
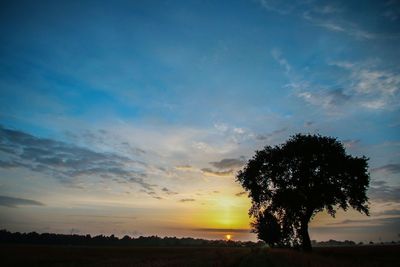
[225,234,232,241]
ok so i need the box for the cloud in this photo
[304,121,314,128]
[271,49,291,74]
[383,0,400,21]
[332,62,400,110]
[312,4,343,14]
[209,157,245,170]
[255,127,288,141]
[162,187,178,195]
[68,214,137,220]
[298,88,351,110]
[327,219,378,226]
[258,0,381,40]
[302,9,379,40]
[342,139,360,149]
[370,180,387,187]
[201,168,234,177]
[0,195,44,208]
[179,198,195,202]
[368,181,400,202]
[294,61,400,112]
[212,122,256,145]
[0,160,20,168]
[258,0,294,15]
[0,125,154,191]
[175,165,193,171]
[311,217,400,237]
[325,216,400,228]
[372,164,400,174]
[65,129,146,157]
[235,191,246,197]
[374,209,400,216]
[141,190,163,200]
[213,123,229,132]
[192,228,250,233]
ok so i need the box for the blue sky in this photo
[0,0,400,242]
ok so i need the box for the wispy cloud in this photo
[312,4,344,15]
[0,125,155,191]
[209,157,246,170]
[235,191,246,197]
[162,187,178,195]
[257,0,295,15]
[255,127,288,141]
[175,165,194,171]
[68,214,137,220]
[383,0,400,21]
[373,209,400,216]
[336,62,400,109]
[271,49,291,74]
[303,12,377,40]
[372,163,400,174]
[141,190,163,200]
[368,180,400,202]
[0,195,44,208]
[192,228,250,233]
[342,139,360,149]
[258,0,389,40]
[179,198,195,203]
[297,88,351,110]
[201,168,234,177]
[296,61,400,112]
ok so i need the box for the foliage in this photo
[251,210,282,247]
[237,134,370,251]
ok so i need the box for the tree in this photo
[237,134,369,251]
[251,210,282,247]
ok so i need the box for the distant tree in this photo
[237,134,370,251]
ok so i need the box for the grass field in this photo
[1,244,399,267]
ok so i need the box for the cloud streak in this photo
[368,180,400,202]
[293,61,400,112]
[162,187,178,195]
[235,191,246,197]
[192,228,250,233]
[179,198,195,203]
[0,125,155,191]
[372,163,400,174]
[0,195,44,208]
[201,168,234,177]
[209,158,245,170]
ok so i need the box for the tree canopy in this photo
[237,134,370,251]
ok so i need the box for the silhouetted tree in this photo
[251,210,282,247]
[237,134,370,251]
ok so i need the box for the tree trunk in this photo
[300,221,312,252]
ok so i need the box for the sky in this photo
[0,0,399,242]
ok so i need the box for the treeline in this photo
[311,239,356,247]
[313,239,400,247]
[0,229,263,247]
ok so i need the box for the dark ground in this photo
[1,244,399,267]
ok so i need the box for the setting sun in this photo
[225,234,232,241]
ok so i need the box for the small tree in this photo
[237,134,369,251]
[251,210,282,247]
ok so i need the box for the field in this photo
[1,244,399,267]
